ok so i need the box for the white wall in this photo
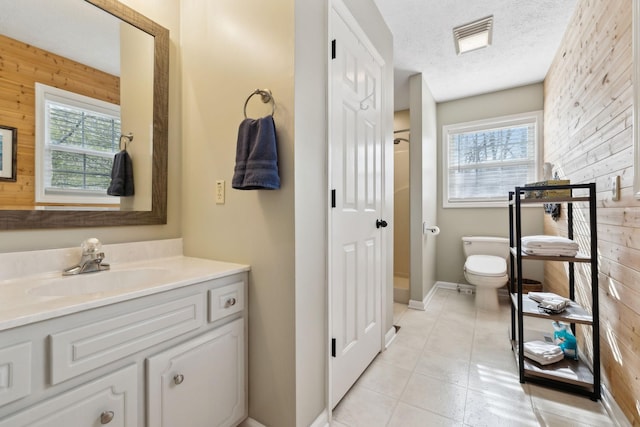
[409,74,438,303]
[436,84,545,284]
[0,0,181,254]
[294,0,327,424]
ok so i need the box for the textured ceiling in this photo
[0,0,120,76]
[373,0,578,108]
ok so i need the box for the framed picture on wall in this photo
[0,125,17,182]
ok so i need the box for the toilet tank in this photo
[462,236,510,258]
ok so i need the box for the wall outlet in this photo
[215,180,225,204]
[611,175,620,201]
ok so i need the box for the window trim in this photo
[35,83,121,205]
[442,110,543,208]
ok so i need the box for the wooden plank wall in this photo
[544,0,639,423]
[0,34,119,208]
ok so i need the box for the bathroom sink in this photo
[27,268,175,297]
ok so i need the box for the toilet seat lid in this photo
[465,255,506,277]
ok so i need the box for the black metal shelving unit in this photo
[508,183,600,401]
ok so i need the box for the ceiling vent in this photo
[453,15,493,55]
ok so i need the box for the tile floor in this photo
[332,288,616,427]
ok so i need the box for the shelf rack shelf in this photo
[508,182,600,400]
[510,294,593,324]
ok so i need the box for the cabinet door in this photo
[0,342,31,407]
[147,318,246,427]
[0,364,137,427]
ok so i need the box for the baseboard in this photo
[408,281,445,311]
[435,281,460,290]
[601,383,631,427]
[238,417,267,427]
[310,410,330,427]
[407,298,426,311]
[384,325,397,349]
[238,409,331,427]
[240,410,330,426]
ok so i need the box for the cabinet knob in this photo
[224,297,237,308]
[100,411,115,424]
[174,374,184,385]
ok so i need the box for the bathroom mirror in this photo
[0,0,168,229]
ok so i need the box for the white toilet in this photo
[462,236,510,311]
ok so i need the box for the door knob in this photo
[376,219,388,229]
[100,411,115,424]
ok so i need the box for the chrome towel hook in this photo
[244,89,275,119]
[119,132,134,151]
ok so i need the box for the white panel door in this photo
[330,4,385,408]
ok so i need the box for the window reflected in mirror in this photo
[35,83,122,207]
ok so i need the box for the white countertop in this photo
[0,240,249,331]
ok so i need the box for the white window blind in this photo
[35,83,121,205]
[443,111,542,207]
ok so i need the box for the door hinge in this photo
[331,338,336,357]
[331,39,336,59]
[331,189,336,208]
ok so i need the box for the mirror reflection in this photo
[0,0,154,212]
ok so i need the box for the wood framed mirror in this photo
[0,0,168,229]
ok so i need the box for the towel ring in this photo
[119,133,134,151]
[244,89,275,119]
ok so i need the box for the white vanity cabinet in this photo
[0,271,248,427]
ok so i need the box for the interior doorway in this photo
[393,115,411,304]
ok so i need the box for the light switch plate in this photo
[611,175,620,201]
[215,180,225,204]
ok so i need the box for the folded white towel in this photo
[524,340,563,357]
[524,349,565,365]
[523,248,578,257]
[521,235,579,249]
[523,242,578,250]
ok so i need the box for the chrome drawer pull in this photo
[224,297,237,308]
[174,374,184,385]
[100,411,114,424]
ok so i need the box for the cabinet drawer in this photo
[0,342,31,406]
[0,364,137,427]
[50,294,204,384]
[208,280,245,322]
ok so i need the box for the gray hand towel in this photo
[107,150,135,196]
[232,116,280,190]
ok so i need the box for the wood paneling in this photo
[0,34,119,208]
[544,0,639,423]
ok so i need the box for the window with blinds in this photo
[443,111,542,207]
[35,83,121,205]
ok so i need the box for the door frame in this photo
[326,0,392,414]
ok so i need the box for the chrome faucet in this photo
[63,238,111,275]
